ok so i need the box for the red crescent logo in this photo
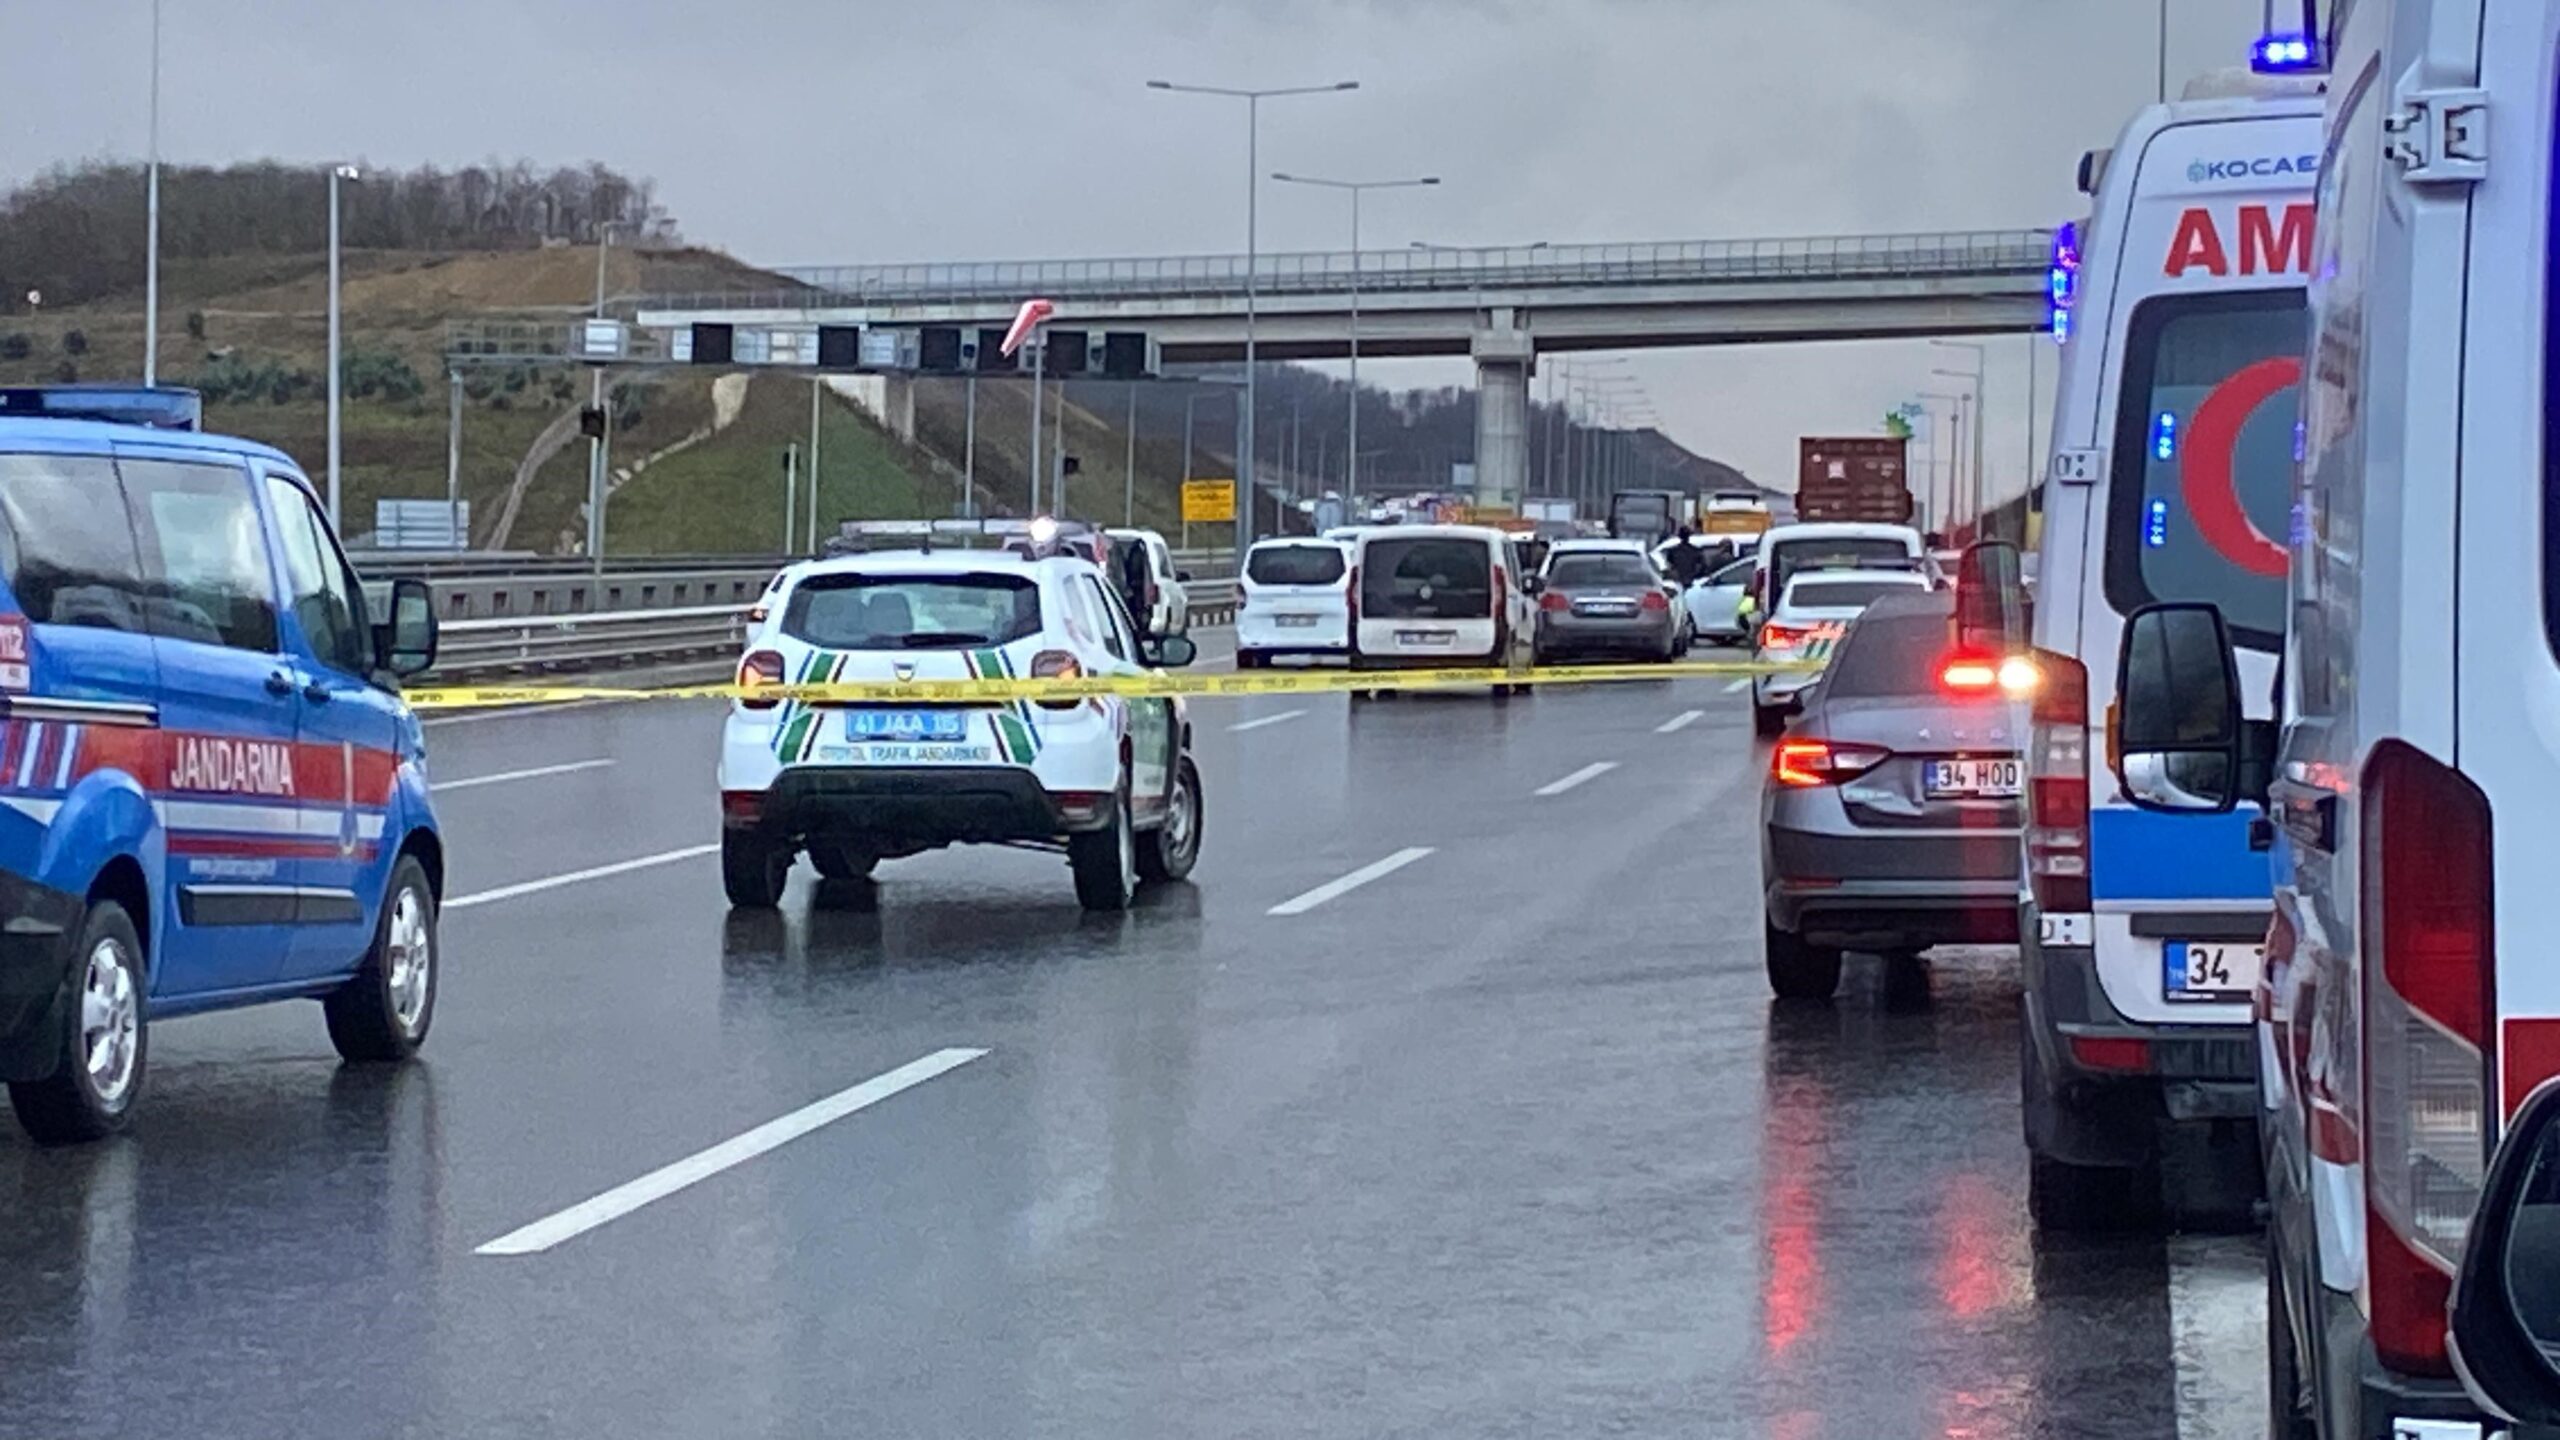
[2177,356,2299,578]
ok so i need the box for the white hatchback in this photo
[718,548,1203,912]
[1751,568,1931,737]
[1236,538,1350,667]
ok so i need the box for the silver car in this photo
[1532,548,1682,662]
[1759,592,2024,1000]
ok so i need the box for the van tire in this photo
[8,899,148,1145]
[1763,918,1842,1001]
[325,854,438,1063]
[1237,650,1265,670]
[1753,704,1787,739]
[722,831,791,909]
[1137,758,1202,883]
[2027,1151,2150,1233]
[1070,790,1137,911]
[2266,1238,2320,1439]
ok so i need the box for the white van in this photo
[1236,537,1350,668]
[2015,69,2322,1232]
[1347,524,1537,695]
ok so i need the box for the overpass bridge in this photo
[539,228,2058,512]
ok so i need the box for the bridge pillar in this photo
[1471,323,1533,512]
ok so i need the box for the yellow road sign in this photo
[1181,479,1236,523]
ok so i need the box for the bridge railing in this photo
[632,228,2057,313]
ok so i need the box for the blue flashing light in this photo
[2152,411,2179,462]
[2145,498,2171,548]
[0,385,202,430]
[2252,33,2317,72]
[2047,221,2081,341]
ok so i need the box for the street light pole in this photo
[143,0,162,387]
[585,219,621,575]
[1149,78,1359,550]
[326,164,360,527]
[1920,391,1965,536]
[1271,171,1439,502]
[1932,340,1989,522]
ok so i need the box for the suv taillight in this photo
[738,649,786,710]
[2361,740,2495,1377]
[1773,738,1890,787]
[2026,650,2090,914]
[1030,649,1083,711]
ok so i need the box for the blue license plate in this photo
[846,709,968,743]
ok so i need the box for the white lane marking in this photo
[476,1047,989,1256]
[1534,761,1619,797]
[1227,709,1307,733]
[2167,1235,2266,1440]
[445,843,722,911]
[1656,709,1704,734]
[1267,846,1434,916]
[421,697,657,728]
[432,758,617,792]
[1723,677,1753,694]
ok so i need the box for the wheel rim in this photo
[385,884,433,1034]
[80,935,140,1107]
[1116,801,1136,893]
[1163,769,1198,862]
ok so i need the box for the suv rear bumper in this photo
[1766,877,2020,950]
[2021,916,2256,1166]
[730,766,1106,848]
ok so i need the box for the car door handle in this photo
[265,670,296,697]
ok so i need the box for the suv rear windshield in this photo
[1361,537,1492,619]
[1247,545,1346,586]
[1768,538,1911,595]
[1547,553,1656,587]
[1786,577,1918,611]
[781,573,1041,650]
[2106,289,2305,652]
[1824,607,1956,698]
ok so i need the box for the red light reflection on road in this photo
[1760,1073,1829,1359]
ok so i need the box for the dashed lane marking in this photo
[1267,847,1435,916]
[1535,761,1619,797]
[1656,710,1704,734]
[432,758,617,792]
[1227,709,1307,733]
[1723,677,1753,694]
[475,1047,989,1256]
[445,843,722,911]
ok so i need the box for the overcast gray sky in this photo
[9,0,2265,500]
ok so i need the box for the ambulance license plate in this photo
[2163,942,2263,1003]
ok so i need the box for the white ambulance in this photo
[2017,68,2323,1230]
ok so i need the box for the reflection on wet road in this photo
[0,674,2261,1438]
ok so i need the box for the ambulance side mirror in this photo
[2113,603,2239,813]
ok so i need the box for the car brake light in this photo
[1639,590,1670,612]
[1492,566,1508,618]
[1540,591,1571,612]
[2026,650,2090,915]
[1939,649,2043,698]
[1031,649,1084,711]
[2361,740,2494,1377]
[1772,738,1891,787]
[1761,622,1808,649]
[738,649,787,710]
[721,790,763,827]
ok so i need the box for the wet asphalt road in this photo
[0,650,2260,1440]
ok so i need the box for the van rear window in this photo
[1769,539,1912,595]
[782,573,1040,650]
[1247,545,1346,586]
[1360,538,1492,620]
[2106,289,2305,651]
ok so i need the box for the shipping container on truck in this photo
[1795,436,1915,524]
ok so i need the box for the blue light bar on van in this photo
[0,386,202,430]
[2251,33,2318,72]
[2146,499,2171,548]
[2048,222,2080,342]
[2152,411,2179,461]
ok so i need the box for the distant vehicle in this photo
[1345,524,1538,698]
[1532,546,1682,664]
[1103,527,1189,637]
[1751,568,1931,737]
[1796,436,1915,525]
[1748,521,1927,622]
[1685,554,1759,646]
[1606,488,1686,545]
[2018,62,2317,1243]
[1760,591,2024,999]
[1236,538,1351,668]
[0,387,445,1143]
[1701,490,1775,539]
[719,545,1203,912]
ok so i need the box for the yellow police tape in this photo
[402,656,1823,711]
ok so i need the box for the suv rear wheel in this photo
[722,831,791,908]
[8,898,147,1145]
[1763,918,1842,1001]
[2028,1151,2153,1233]
[1070,790,1137,911]
[1138,758,1202,883]
[1753,703,1787,740]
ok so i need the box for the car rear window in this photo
[781,573,1041,650]
[1768,538,1912,594]
[1547,553,1655,587]
[1823,609,1955,698]
[1786,577,1919,610]
[2106,289,2305,652]
[1247,545,1346,586]
[1361,537,1492,619]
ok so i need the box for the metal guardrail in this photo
[633,229,2057,312]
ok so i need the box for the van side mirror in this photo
[1521,574,1545,595]
[2450,1075,2560,1423]
[376,577,438,679]
[1176,569,1194,584]
[1953,540,2028,650]
[2113,603,2239,813]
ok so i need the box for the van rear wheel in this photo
[7,899,147,1145]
